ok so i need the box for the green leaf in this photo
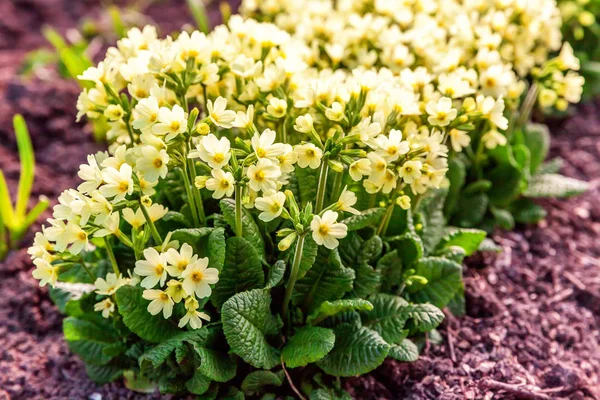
[208,227,226,271]
[193,344,237,382]
[186,370,212,395]
[488,163,523,206]
[63,317,119,366]
[307,299,373,325]
[220,198,265,260]
[317,325,389,377]
[167,227,213,245]
[452,192,489,228]
[115,285,180,343]
[407,303,445,331]
[212,237,265,308]
[349,263,381,298]
[388,339,419,362]
[266,260,286,289]
[297,235,318,279]
[389,232,423,267]
[359,236,383,264]
[310,388,352,400]
[444,156,466,216]
[536,158,563,175]
[375,250,403,293]
[524,174,589,198]
[407,257,463,309]
[293,248,355,313]
[85,363,123,384]
[435,228,486,256]
[490,206,515,230]
[139,329,208,369]
[294,166,319,207]
[241,371,284,395]
[417,188,447,253]
[282,326,336,368]
[222,289,280,369]
[523,123,550,173]
[13,114,35,218]
[340,208,386,231]
[361,294,409,344]
[511,198,547,223]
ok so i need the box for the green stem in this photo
[331,169,344,201]
[80,256,95,281]
[314,159,329,213]
[517,82,539,129]
[139,201,162,244]
[104,237,120,275]
[234,184,243,237]
[377,200,395,237]
[187,157,206,225]
[282,234,305,319]
[180,167,201,227]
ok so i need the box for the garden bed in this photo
[0,1,599,399]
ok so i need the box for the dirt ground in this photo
[0,1,599,399]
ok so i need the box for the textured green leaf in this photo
[390,232,423,267]
[212,237,265,308]
[452,192,489,228]
[266,260,286,289]
[307,299,373,325]
[417,188,447,253]
[360,294,410,344]
[186,370,211,395]
[408,257,463,309]
[523,123,550,173]
[444,156,466,216]
[310,388,352,400]
[222,289,280,369]
[524,174,588,198]
[488,163,523,206]
[375,250,403,293]
[536,158,563,175]
[220,198,265,260]
[293,247,355,313]
[208,227,226,271]
[63,317,118,365]
[388,339,419,362]
[359,236,383,264]
[407,303,445,331]
[241,371,284,395]
[435,228,486,256]
[115,285,180,343]
[170,227,213,247]
[294,166,319,207]
[194,344,237,382]
[490,206,515,230]
[297,235,318,279]
[282,326,336,368]
[84,363,123,384]
[139,329,208,369]
[511,198,547,223]
[317,325,389,377]
[349,263,381,298]
[341,208,386,231]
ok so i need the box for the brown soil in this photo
[1,2,599,400]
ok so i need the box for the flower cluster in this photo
[33,18,488,324]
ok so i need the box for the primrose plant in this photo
[31,18,490,397]
[0,115,49,260]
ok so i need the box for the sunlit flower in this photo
[294,143,322,169]
[207,96,236,128]
[311,211,348,249]
[143,289,174,318]
[134,248,168,288]
[255,191,286,222]
[181,258,219,298]
[94,298,115,319]
[205,169,235,199]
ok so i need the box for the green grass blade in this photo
[108,6,127,38]
[186,0,209,33]
[13,115,35,218]
[42,26,68,51]
[23,195,50,233]
[0,170,14,227]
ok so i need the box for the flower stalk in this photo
[282,233,306,319]
[139,201,162,244]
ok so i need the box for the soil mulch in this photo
[1,2,599,399]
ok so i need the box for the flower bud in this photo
[196,122,210,136]
[195,176,209,189]
[396,195,411,210]
[278,232,297,251]
[141,196,152,207]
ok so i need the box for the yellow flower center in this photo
[159,292,169,301]
[486,77,496,87]
[257,148,267,158]
[318,225,329,236]
[170,121,181,131]
[387,146,398,155]
[155,264,164,275]
[220,179,231,189]
[191,271,204,283]
[153,158,163,168]
[255,170,266,182]
[436,112,447,121]
[119,182,129,192]
[78,231,87,241]
[177,261,188,272]
[213,153,225,164]
[136,89,148,98]
[150,113,157,123]
[306,149,315,158]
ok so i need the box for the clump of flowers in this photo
[241,0,588,231]
[30,18,491,397]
